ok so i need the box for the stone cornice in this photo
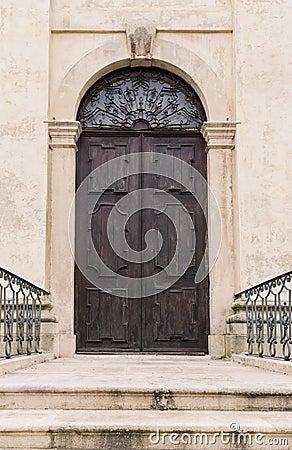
[202,121,237,152]
[48,121,82,151]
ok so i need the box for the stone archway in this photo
[48,39,237,358]
[74,66,210,353]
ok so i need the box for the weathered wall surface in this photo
[50,0,232,31]
[0,0,291,310]
[234,0,292,289]
[0,2,50,287]
[49,0,233,121]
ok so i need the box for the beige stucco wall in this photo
[49,0,233,121]
[50,0,232,31]
[0,0,291,356]
[234,0,292,290]
[0,1,50,287]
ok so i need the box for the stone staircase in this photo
[0,354,291,449]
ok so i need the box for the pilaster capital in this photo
[202,121,238,152]
[48,121,82,151]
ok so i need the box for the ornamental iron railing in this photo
[0,267,48,359]
[235,271,292,361]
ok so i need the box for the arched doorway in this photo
[74,67,209,353]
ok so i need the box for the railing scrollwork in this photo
[0,267,48,359]
[236,271,292,361]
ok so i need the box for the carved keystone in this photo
[126,22,156,59]
[152,390,176,410]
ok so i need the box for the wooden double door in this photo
[75,130,209,353]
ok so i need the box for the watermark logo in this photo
[69,152,222,297]
[229,422,240,432]
[149,423,289,447]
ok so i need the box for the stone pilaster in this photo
[202,121,237,358]
[48,121,81,357]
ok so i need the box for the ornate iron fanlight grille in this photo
[77,67,206,130]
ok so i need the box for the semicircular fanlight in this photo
[77,67,206,130]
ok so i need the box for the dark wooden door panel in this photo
[75,134,141,351]
[75,131,209,353]
[141,135,209,352]
[85,289,139,347]
[142,288,199,350]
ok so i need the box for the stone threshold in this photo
[232,353,292,376]
[0,353,55,376]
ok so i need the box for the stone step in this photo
[0,409,291,450]
[1,355,291,412]
[0,386,291,411]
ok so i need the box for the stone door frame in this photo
[47,41,237,358]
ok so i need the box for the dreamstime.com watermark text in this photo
[149,423,289,447]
